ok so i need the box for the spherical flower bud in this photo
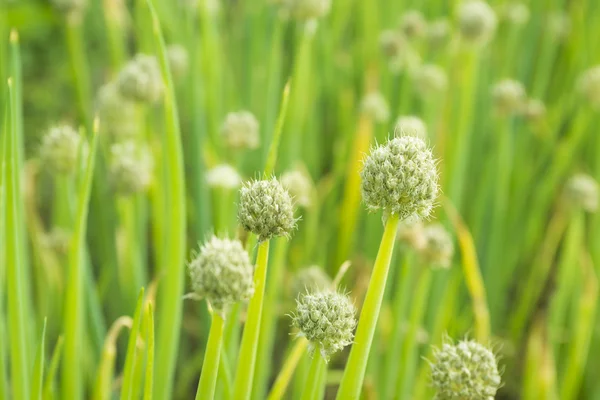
[427,19,451,49]
[397,219,427,251]
[394,116,427,139]
[291,290,356,359]
[281,167,314,208]
[564,174,598,213]
[420,223,454,268]
[491,79,526,115]
[238,178,296,241]
[109,141,153,196]
[430,339,501,400]
[361,136,439,220]
[576,66,600,110]
[39,125,82,175]
[379,30,407,59]
[547,12,570,41]
[117,54,163,103]
[188,236,254,315]
[206,164,242,189]
[522,98,546,123]
[399,10,427,40]
[221,110,260,150]
[167,44,189,79]
[500,2,530,25]
[281,0,331,20]
[457,0,497,46]
[96,83,138,139]
[413,64,448,99]
[291,266,332,298]
[360,92,390,123]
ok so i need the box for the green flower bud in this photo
[522,98,546,123]
[361,92,390,123]
[547,11,570,42]
[379,30,407,59]
[291,266,332,298]
[564,174,598,213]
[39,125,82,175]
[291,290,356,359]
[281,0,331,20]
[430,339,501,400]
[109,141,153,196]
[167,44,189,79]
[360,136,439,220]
[206,164,242,189]
[576,66,600,110]
[51,0,87,16]
[491,79,526,115]
[394,116,427,139]
[396,219,427,251]
[117,54,163,103]
[420,223,454,268]
[188,236,254,315]
[457,0,497,46]
[413,64,448,99]
[399,10,427,40]
[427,19,451,49]
[221,110,260,150]
[96,83,138,139]
[238,178,296,241]
[500,2,530,25]
[281,167,314,208]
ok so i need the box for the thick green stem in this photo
[337,213,399,399]
[300,348,325,400]
[233,240,270,400]
[196,313,225,400]
[267,338,308,400]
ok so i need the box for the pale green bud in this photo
[39,125,82,175]
[522,98,546,122]
[281,167,314,208]
[206,164,242,189]
[457,0,497,46]
[96,83,138,139]
[167,44,189,79]
[427,19,451,49]
[291,266,332,298]
[221,111,260,150]
[413,64,448,99]
[291,290,356,359]
[379,30,407,59]
[564,174,598,213]
[430,339,501,400]
[420,223,454,268]
[117,54,163,103]
[188,236,254,315]
[399,10,427,40]
[361,92,390,123]
[360,136,439,220]
[491,79,526,115]
[109,141,153,195]
[238,178,296,241]
[576,66,600,110]
[394,116,428,139]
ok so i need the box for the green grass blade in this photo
[43,336,64,400]
[120,289,145,400]
[143,304,155,400]
[6,76,31,400]
[30,318,47,400]
[61,119,100,400]
[145,1,187,398]
[0,84,8,400]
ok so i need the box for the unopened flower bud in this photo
[501,2,530,25]
[420,223,454,268]
[413,64,448,99]
[96,83,138,138]
[361,136,439,220]
[117,54,163,103]
[427,19,451,49]
[399,10,427,40]
[394,116,427,139]
[167,44,189,79]
[291,290,356,359]
[291,266,332,298]
[522,98,546,122]
[221,111,260,150]
[39,125,82,175]
[576,66,600,110]
[457,0,497,46]
[361,92,390,123]
[564,174,598,213]
[397,219,427,250]
[430,339,501,400]
[281,167,314,208]
[206,164,242,189]
[188,236,254,315]
[109,141,153,195]
[491,79,526,115]
[238,178,296,241]
[379,30,407,59]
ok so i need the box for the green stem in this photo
[337,213,400,399]
[267,338,309,400]
[233,240,271,400]
[64,16,92,126]
[196,313,225,400]
[300,348,326,400]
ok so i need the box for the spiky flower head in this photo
[564,174,598,213]
[457,0,497,46]
[291,266,332,298]
[431,339,501,400]
[394,116,428,139]
[491,79,526,115]
[167,44,189,79]
[576,66,600,110]
[361,136,439,220]
[427,19,451,49]
[109,141,153,195]
[291,290,356,359]
[361,92,390,123]
[206,164,242,189]
[188,236,254,316]
[117,54,163,103]
[39,125,82,175]
[522,98,546,123]
[413,64,448,99]
[420,223,454,268]
[281,0,331,20]
[238,178,296,241]
[281,167,314,208]
[221,110,260,150]
[399,10,427,40]
[96,83,138,139]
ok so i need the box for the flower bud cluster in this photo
[421,223,454,268]
[281,167,314,208]
[394,116,427,139]
[564,174,598,213]
[360,92,390,123]
[39,125,83,175]
[457,0,497,47]
[491,79,526,115]
[206,164,242,189]
[413,64,448,99]
[291,266,332,298]
[399,10,427,40]
[221,111,260,150]
[96,83,138,139]
[109,141,153,195]
[117,54,163,103]
[167,44,189,79]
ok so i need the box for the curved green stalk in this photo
[233,240,270,400]
[300,348,325,400]
[337,213,399,399]
[196,313,225,400]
